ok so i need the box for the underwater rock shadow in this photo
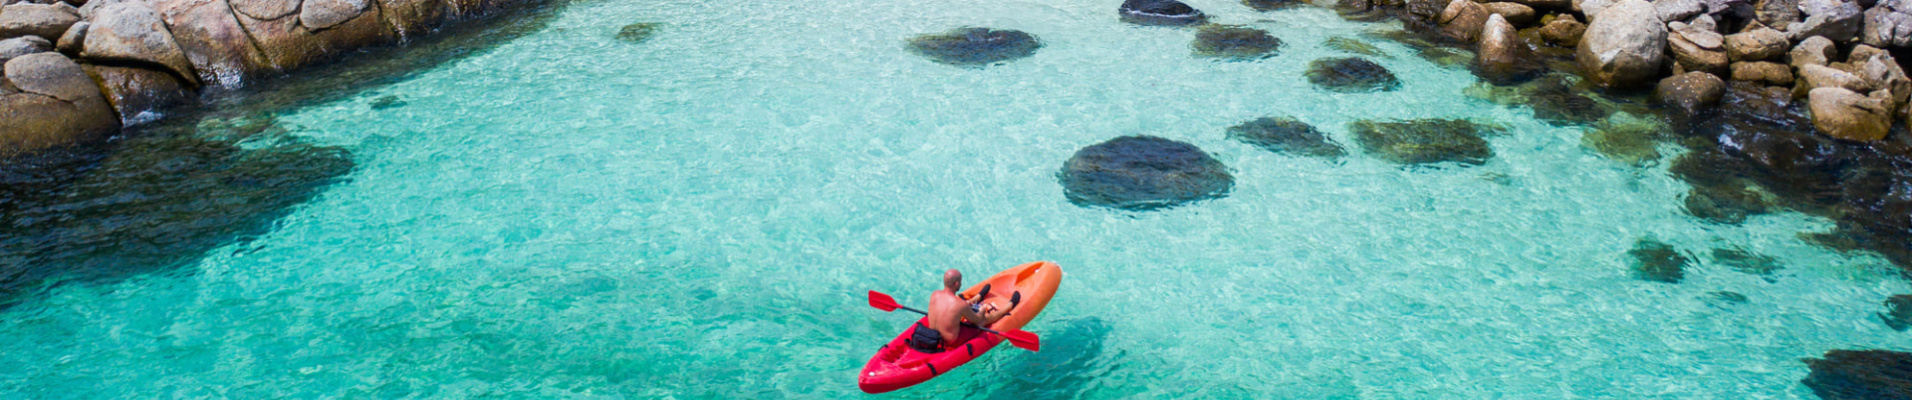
[977,317,1115,400]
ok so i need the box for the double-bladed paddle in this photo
[867,290,1041,351]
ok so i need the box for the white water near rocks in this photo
[2,0,1908,397]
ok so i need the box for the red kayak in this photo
[858,261,1063,393]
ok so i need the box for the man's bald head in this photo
[943,269,962,292]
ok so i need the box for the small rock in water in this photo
[369,95,405,110]
[1324,37,1386,57]
[1307,57,1400,92]
[1801,350,1912,400]
[1060,136,1233,211]
[1711,247,1781,276]
[1347,119,1495,165]
[1684,184,1772,224]
[1881,295,1912,331]
[616,23,662,43]
[1192,25,1281,60]
[1628,238,1689,284]
[1705,290,1749,307]
[906,27,1042,67]
[1243,0,1305,11]
[1226,117,1346,158]
[1119,0,1207,26]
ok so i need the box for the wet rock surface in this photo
[1628,238,1688,283]
[1474,14,1540,85]
[1227,117,1346,158]
[1348,119,1496,165]
[1192,25,1280,60]
[1656,71,1726,116]
[1060,136,1233,211]
[1119,0,1206,26]
[1307,57,1401,92]
[907,27,1041,67]
[1802,350,1912,400]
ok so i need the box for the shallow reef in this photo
[1627,238,1688,284]
[1118,0,1207,26]
[0,118,353,309]
[907,27,1042,67]
[1307,57,1400,93]
[1347,119,1494,165]
[1684,184,1774,224]
[1060,135,1232,211]
[1579,116,1663,167]
[1226,117,1344,158]
[616,23,662,43]
[1710,247,1781,277]
[1191,25,1281,60]
[1801,349,1912,400]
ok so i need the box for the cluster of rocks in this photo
[1,0,536,157]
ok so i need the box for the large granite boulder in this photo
[83,65,186,123]
[1657,0,1704,22]
[1348,119,1496,165]
[1,52,119,154]
[377,0,449,38]
[1808,87,1893,141]
[1226,117,1346,158]
[232,0,390,71]
[1801,350,1912,400]
[1798,63,1874,94]
[1791,0,1865,42]
[1576,0,1666,88]
[155,0,274,86]
[1307,57,1402,92]
[1192,25,1281,60]
[1475,14,1541,84]
[83,2,199,85]
[0,35,49,65]
[1655,71,1727,115]
[1440,0,1492,42]
[906,27,1042,67]
[299,0,371,31]
[1865,0,1912,48]
[1723,26,1789,61]
[1060,136,1233,210]
[0,3,80,40]
[1119,0,1207,26]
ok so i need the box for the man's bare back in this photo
[912,269,1016,351]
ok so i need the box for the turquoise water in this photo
[4,0,1910,397]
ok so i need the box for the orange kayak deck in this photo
[857,261,1064,393]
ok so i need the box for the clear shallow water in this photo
[3,0,1910,397]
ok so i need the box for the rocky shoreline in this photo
[0,0,541,156]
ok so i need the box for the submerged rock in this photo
[1192,25,1281,60]
[1244,0,1305,11]
[1655,71,1726,116]
[1685,183,1773,223]
[1882,295,1912,331]
[1060,136,1233,210]
[1802,350,1912,400]
[1581,117,1662,166]
[1226,117,1346,158]
[1474,14,1541,85]
[1120,0,1207,26]
[907,27,1042,67]
[1325,37,1387,57]
[1711,247,1781,276]
[616,23,661,43]
[1307,57,1401,92]
[1527,75,1611,125]
[1347,119,1495,165]
[1627,238,1688,283]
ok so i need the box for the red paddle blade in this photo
[867,290,900,312]
[1000,330,1041,352]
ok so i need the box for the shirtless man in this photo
[908,269,1019,352]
